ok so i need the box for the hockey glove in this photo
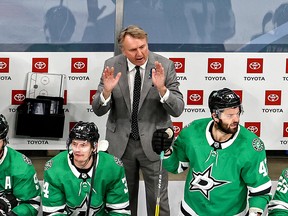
[0,209,7,216]
[0,197,11,213]
[0,194,18,214]
[0,209,17,216]
[152,127,174,155]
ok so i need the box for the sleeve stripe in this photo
[269,200,288,211]
[42,204,66,213]
[248,180,272,194]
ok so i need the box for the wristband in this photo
[164,148,172,157]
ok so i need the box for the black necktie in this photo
[131,66,141,140]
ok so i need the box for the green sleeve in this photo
[12,163,41,216]
[105,159,130,215]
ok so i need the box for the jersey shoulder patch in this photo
[22,154,32,165]
[284,169,288,179]
[251,138,265,151]
[113,156,123,167]
[44,159,53,171]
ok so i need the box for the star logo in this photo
[66,195,102,215]
[189,164,230,200]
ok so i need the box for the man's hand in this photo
[102,66,121,99]
[152,61,167,96]
[152,127,174,155]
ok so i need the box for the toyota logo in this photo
[0,61,7,69]
[174,62,183,70]
[249,62,261,70]
[74,61,85,69]
[247,126,258,134]
[210,62,222,70]
[173,125,181,134]
[267,94,279,102]
[34,62,47,69]
[285,127,288,133]
[92,94,96,100]
[14,94,25,102]
[189,94,201,102]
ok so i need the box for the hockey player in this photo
[152,88,272,215]
[268,168,288,215]
[41,121,130,215]
[0,114,40,216]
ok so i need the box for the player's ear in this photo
[92,142,98,153]
[211,112,219,122]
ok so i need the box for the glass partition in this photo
[1,0,288,52]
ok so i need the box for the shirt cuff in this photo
[100,92,111,106]
[160,89,170,103]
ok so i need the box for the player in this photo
[0,114,40,216]
[152,88,272,215]
[41,121,130,215]
[268,168,288,215]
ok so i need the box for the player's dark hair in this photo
[66,121,99,149]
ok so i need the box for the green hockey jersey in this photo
[0,146,41,215]
[268,168,288,215]
[164,118,272,215]
[41,150,130,215]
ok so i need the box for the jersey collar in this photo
[206,120,240,149]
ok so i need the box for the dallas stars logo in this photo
[66,196,102,215]
[189,164,230,200]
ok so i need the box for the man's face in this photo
[121,35,149,66]
[216,107,241,134]
[71,139,94,166]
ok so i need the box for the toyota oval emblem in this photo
[210,62,222,70]
[34,62,47,69]
[267,94,279,102]
[247,126,258,134]
[189,94,201,102]
[0,61,7,69]
[174,62,183,70]
[173,126,181,134]
[249,62,261,70]
[74,61,85,69]
[14,94,25,102]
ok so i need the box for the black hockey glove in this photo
[0,209,6,216]
[0,194,18,214]
[0,197,11,213]
[152,127,174,155]
[0,209,17,216]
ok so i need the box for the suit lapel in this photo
[139,54,155,109]
[117,57,132,113]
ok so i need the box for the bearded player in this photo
[152,88,272,215]
[0,114,40,216]
[41,121,130,215]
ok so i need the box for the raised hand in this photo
[102,66,122,99]
[152,61,167,97]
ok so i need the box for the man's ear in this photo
[211,113,219,122]
[92,143,98,153]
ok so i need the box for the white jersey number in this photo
[42,181,50,198]
[276,176,288,194]
[259,159,268,177]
